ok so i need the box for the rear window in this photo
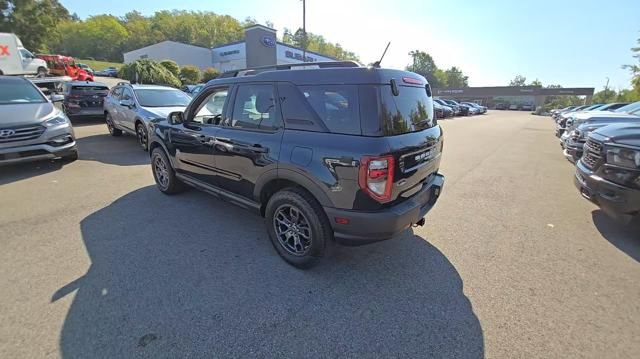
[299,85,360,135]
[71,86,108,92]
[380,85,434,135]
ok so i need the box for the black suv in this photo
[575,123,640,223]
[148,62,445,268]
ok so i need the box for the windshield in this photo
[614,101,640,114]
[134,89,191,107]
[0,80,46,105]
[380,85,434,135]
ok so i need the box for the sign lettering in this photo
[285,50,317,63]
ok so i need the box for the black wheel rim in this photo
[273,205,312,256]
[153,156,170,190]
[106,115,114,134]
[137,124,147,149]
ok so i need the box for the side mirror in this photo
[50,94,65,103]
[119,99,134,108]
[168,111,184,125]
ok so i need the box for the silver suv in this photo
[103,83,191,150]
[0,76,77,165]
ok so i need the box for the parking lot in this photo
[1,111,638,358]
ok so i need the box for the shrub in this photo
[159,60,180,77]
[117,60,181,88]
[202,67,220,82]
[180,65,202,85]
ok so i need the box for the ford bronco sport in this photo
[148,62,445,268]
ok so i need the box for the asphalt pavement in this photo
[0,111,638,358]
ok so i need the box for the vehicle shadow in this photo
[0,159,66,186]
[54,186,484,358]
[591,210,640,262]
[70,117,106,128]
[75,134,149,166]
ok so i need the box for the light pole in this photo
[604,77,610,102]
[302,0,306,62]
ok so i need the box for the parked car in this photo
[148,62,445,268]
[0,76,77,165]
[596,102,629,111]
[0,33,48,76]
[104,83,192,150]
[556,104,605,137]
[521,104,533,111]
[563,113,640,162]
[77,63,94,75]
[575,123,640,223]
[508,104,519,110]
[95,67,119,77]
[181,84,205,97]
[441,99,470,116]
[433,101,445,119]
[551,106,576,118]
[62,81,109,119]
[435,98,460,116]
[462,102,487,114]
[495,103,507,110]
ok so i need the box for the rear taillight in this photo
[359,155,395,202]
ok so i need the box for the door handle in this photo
[247,144,268,153]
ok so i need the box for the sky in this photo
[59,0,640,90]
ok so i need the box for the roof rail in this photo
[116,82,130,86]
[218,61,360,78]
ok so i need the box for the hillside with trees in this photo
[406,50,469,88]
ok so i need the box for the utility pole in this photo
[302,0,306,62]
[604,77,610,102]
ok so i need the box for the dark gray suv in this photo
[148,62,445,268]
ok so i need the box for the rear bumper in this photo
[65,105,105,117]
[574,161,640,223]
[0,141,77,166]
[324,174,445,245]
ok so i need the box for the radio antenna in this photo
[371,42,390,68]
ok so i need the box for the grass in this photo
[76,59,123,71]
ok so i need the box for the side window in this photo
[228,84,279,130]
[19,49,33,59]
[298,85,360,135]
[192,87,229,125]
[110,87,123,99]
[121,88,133,101]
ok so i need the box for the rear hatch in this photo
[357,76,442,206]
[67,84,109,108]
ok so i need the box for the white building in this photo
[123,25,338,73]
[123,40,213,70]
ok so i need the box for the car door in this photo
[118,87,137,132]
[168,85,230,185]
[18,48,37,73]
[106,86,123,124]
[212,83,284,200]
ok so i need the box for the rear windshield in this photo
[380,85,434,135]
[71,86,109,92]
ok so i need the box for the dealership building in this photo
[123,24,336,72]
[433,86,595,108]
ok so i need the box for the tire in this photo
[151,147,186,195]
[136,122,149,151]
[105,113,122,136]
[265,188,333,269]
[37,67,48,78]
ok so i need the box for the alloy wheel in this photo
[106,115,114,134]
[137,124,147,149]
[153,156,170,190]
[272,205,313,256]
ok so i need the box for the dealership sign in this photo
[285,50,317,63]
[261,36,276,48]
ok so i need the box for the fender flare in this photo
[254,168,333,207]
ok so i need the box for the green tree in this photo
[444,66,469,87]
[118,59,181,87]
[623,32,640,98]
[616,88,640,102]
[529,79,543,87]
[0,0,71,52]
[159,60,180,77]
[509,75,527,86]
[180,65,202,85]
[281,27,359,61]
[202,67,220,82]
[592,88,617,103]
[407,50,442,87]
[57,15,128,61]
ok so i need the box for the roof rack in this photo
[219,61,360,78]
